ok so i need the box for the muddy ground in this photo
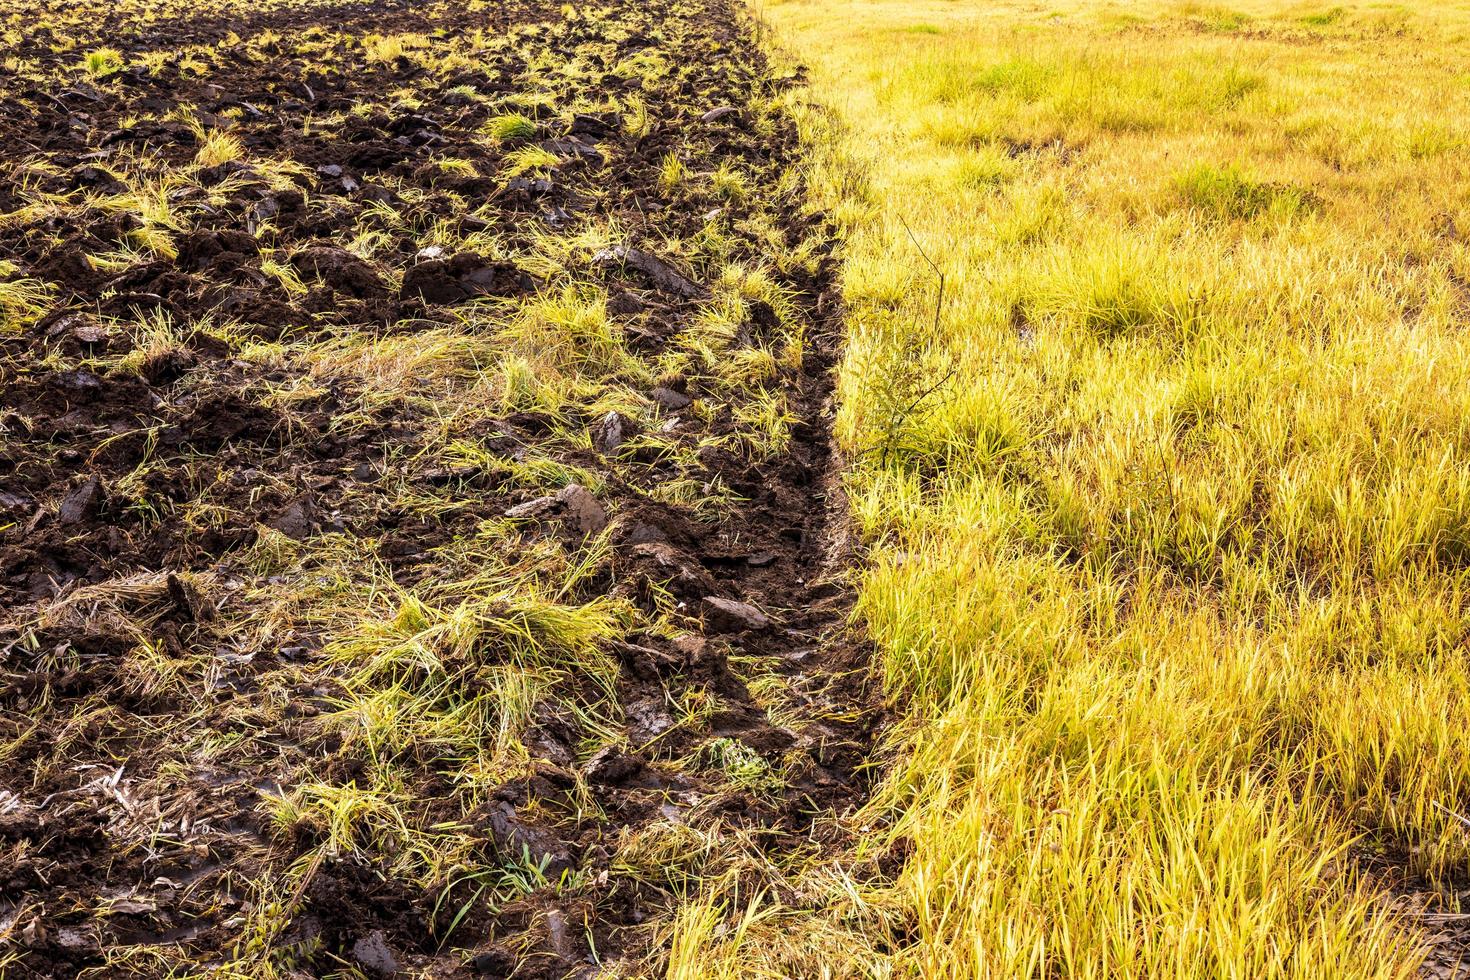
[0,0,884,975]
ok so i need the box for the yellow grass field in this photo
[667,1,1470,976]
[7,0,1470,974]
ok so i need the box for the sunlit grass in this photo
[80,46,124,78]
[662,0,1470,974]
[0,265,52,335]
[486,112,538,140]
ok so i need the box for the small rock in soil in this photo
[56,925,96,951]
[57,476,103,526]
[505,484,607,535]
[556,484,608,534]
[270,497,318,540]
[591,411,632,455]
[630,542,716,597]
[545,909,572,957]
[350,930,401,978]
[505,175,554,199]
[626,697,675,743]
[68,319,110,346]
[55,370,103,398]
[525,721,576,767]
[650,386,692,410]
[505,496,556,520]
[672,633,712,665]
[701,105,743,124]
[701,595,771,633]
[0,491,32,517]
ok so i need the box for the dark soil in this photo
[0,0,882,976]
[1355,851,1470,979]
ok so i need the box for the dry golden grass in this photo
[659,0,1470,975]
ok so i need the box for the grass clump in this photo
[81,46,125,78]
[1300,6,1347,26]
[504,145,561,176]
[1174,163,1317,219]
[498,285,632,377]
[194,129,245,168]
[486,112,538,140]
[0,267,52,335]
[330,582,626,769]
[1181,4,1251,31]
[659,151,687,192]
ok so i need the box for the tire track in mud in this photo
[0,0,883,975]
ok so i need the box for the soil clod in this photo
[399,253,532,305]
[592,245,707,299]
[56,477,104,526]
[701,594,772,633]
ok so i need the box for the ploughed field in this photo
[0,0,881,975]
